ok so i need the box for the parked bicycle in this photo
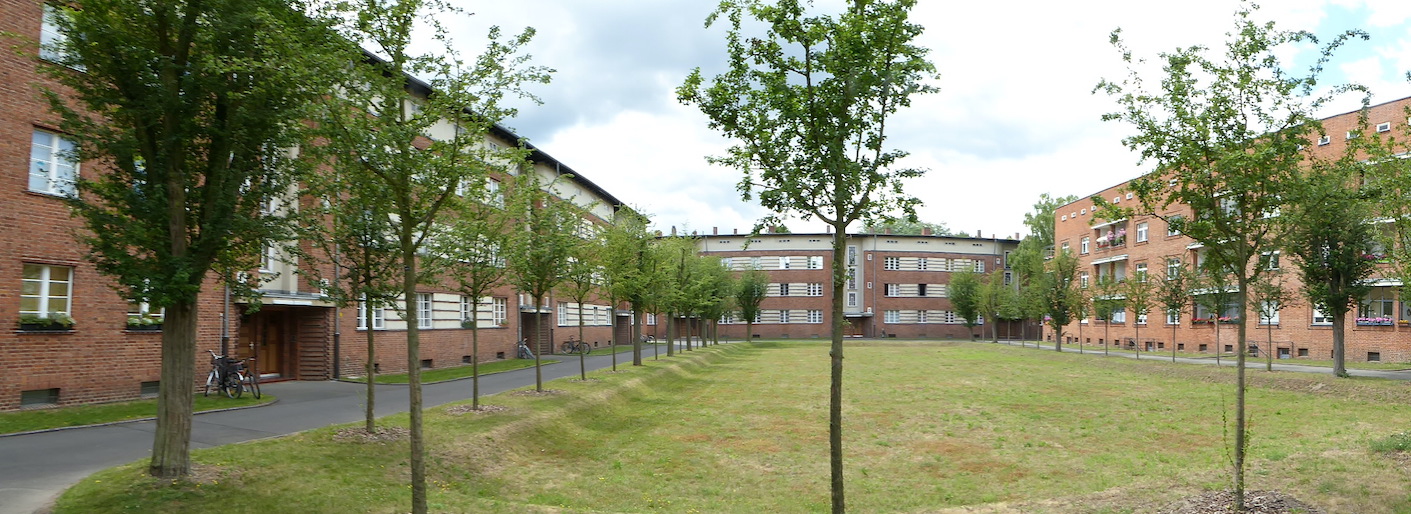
[240,356,260,399]
[517,339,535,360]
[203,350,241,399]
[640,334,656,344]
[560,335,591,355]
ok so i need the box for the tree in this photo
[504,172,584,391]
[1283,159,1378,377]
[1023,193,1079,247]
[317,2,549,510]
[1192,267,1240,365]
[1123,267,1155,359]
[1155,258,1192,362]
[735,268,770,342]
[1092,275,1123,356]
[979,270,1007,342]
[679,2,937,508]
[1250,271,1298,372]
[557,224,604,380]
[700,260,737,345]
[39,0,343,478]
[659,236,700,356]
[435,194,515,408]
[600,208,658,366]
[1013,193,1079,347]
[862,219,950,236]
[949,269,982,339]
[1041,250,1080,352]
[1097,3,1364,507]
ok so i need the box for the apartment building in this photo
[680,230,1023,340]
[1052,96,1411,363]
[0,2,626,410]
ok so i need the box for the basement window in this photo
[421,359,433,369]
[1368,351,1381,362]
[20,388,59,409]
[140,381,160,398]
[1377,122,1391,133]
[462,355,472,364]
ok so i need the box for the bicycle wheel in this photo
[204,369,217,397]
[246,371,261,399]
[560,342,573,354]
[223,373,242,399]
[578,343,591,355]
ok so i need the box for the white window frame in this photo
[808,283,823,297]
[808,256,824,269]
[778,283,790,297]
[417,293,433,329]
[1167,216,1182,236]
[1135,263,1148,282]
[1166,309,1179,325]
[1135,222,1148,243]
[21,263,73,318]
[883,256,899,270]
[460,295,472,322]
[779,256,791,269]
[492,297,508,326]
[1110,309,1126,323]
[808,310,823,324]
[883,310,900,324]
[884,283,900,297]
[357,300,386,330]
[1311,306,1332,325]
[30,129,78,197]
[40,5,68,63]
[1080,237,1090,254]
[778,310,790,324]
[1258,300,1280,325]
[917,258,928,270]
[646,313,656,326]
[558,302,570,326]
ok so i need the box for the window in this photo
[39,5,69,62]
[749,257,761,269]
[808,310,823,324]
[1260,251,1280,271]
[883,257,900,270]
[917,258,928,270]
[778,310,790,324]
[1003,271,1013,286]
[883,310,900,324]
[1137,311,1148,325]
[808,256,824,269]
[1259,301,1280,325]
[1080,237,1090,254]
[1317,134,1331,146]
[885,284,900,297]
[417,293,433,329]
[1135,222,1148,243]
[460,296,472,322]
[1167,216,1182,236]
[1135,263,1148,282]
[778,283,791,296]
[846,292,858,307]
[1312,306,1332,325]
[21,264,73,318]
[721,257,733,269]
[128,300,164,323]
[493,297,507,326]
[808,283,823,296]
[357,300,385,329]
[30,130,78,197]
[1166,258,1181,279]
[1166,309,1179,325]
[779,256,791,269]
[1377,122,1392,133]
[645,313,656,325]
[974,261,984,273]
[917,310,929,323]
[1368,351,1382,362]
[558,302,569,326]
[1080,272,1089,288]
[1361,288,1396,321]
[1110,309,1126,323]
[918,284,928,297]
[487,178,503,207]
[1060,242,1070,254]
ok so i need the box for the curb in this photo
[0,397,280,439]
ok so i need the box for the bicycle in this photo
[640,334,656,344]
[239,356,260,399]
[203,350,242,399]
[517,339,535,360]
[560,335,591,355]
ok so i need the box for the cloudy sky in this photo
[433,0,1411,239]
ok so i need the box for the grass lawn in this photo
[1014,338,1411,371]
[348,358,557,385]
[0,394,274,436]
[55,341,1411,513]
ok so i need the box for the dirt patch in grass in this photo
[1157,490,1326,514]
[331,426,408,444]
[445,404,509,415]
[509,389,563,397]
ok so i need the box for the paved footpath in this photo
[0,343,695,514]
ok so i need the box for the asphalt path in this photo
[0,342,696,514]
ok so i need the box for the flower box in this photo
[18,314,74,332]
[126,323,163,332]
[1356,317,1394,326]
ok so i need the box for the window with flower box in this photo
[1358,288,1395,325]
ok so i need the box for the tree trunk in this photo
[1103,321,1110,356]
[578,317,586,380]
[1332,311,1348,377]
[1134,321,1141,359]
[149,299,197,478]
[1266,322,1273,372]
[746,320,754,342]
[632,305,643,366]
[828,227,847,514]
[404,250,427,514]
[666,312,675,356]
[472,317,480,410]
[1172,322,1178,363]
[1233,279,1249,513]
[366,291,378,431]
[534,300,544,390]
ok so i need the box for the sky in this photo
[428,0,1411,239]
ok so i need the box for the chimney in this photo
[977,230,982,238]
[671,226,677,236]
[1014,232,1020,240]
[713,227,718,235]
[884,228,892,235]
[921,227,932,236]
[734,228,739,235]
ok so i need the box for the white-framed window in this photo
[974,261,984,273]
[21,264,73,318]
[1167,216,1182,236]
[883,310,900,324]
[1110,309,1126,323]
[357,300,386,330]
[778,310,790,324]
[749,257,761,270]
[1260,251,1280,271]
[1080,272,1090,288]
[721,257,733,269]
[1166,309,1179,325]
[778,283,791,296]
[1317,134,1331,146]
[779,256,791,269]
[646,313,656,326]
[885,284,900,296]
[808,283,823,296]
[127,301,164,322]
[39,5,69,63]
[917,310,928,324]
[808,256,824,269]
[808,310,823,324]
[492,297,508,326]
[846,292,858,307]
[1166,258,1181,279]
[1259,301,1280,325]
[557,302,569,326]
[1135,263,1148,282]
[917,257,928,270]
[460,295,472,322]
[417,293,433,329]
[883,256,899,270]
[1080,237,1090,254]
[1311,306,1332,325]
[1060,242,1070,254]
[30,129,78,197]
[1136,311,1148,325]
[1136,222,1148,243]
[1377,122,1392,133]
[1361,288,1396,320]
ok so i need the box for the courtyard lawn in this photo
[55,341,1411,513]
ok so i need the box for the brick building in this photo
[668,230,1024,341]
[1052,96,1411,363]
[0,2,627,410]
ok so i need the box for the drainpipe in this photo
[332,242,341,379]
[221,285,230,356]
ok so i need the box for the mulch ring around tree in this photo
[332,426,409,445]
[1158,490,1325,514]
[445,404,509,415]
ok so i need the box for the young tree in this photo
[700,260,737,345]
[319,2,549,510]
[679,1,937,508]
[1250,271,1298,372]
[861,220,950,236]
[1124,268,1156,359]
[1098,3,1365,507]
[39,0,343,478]
[504,173,584,391]
[557,225,604,380]
[600,209,659,366]
[1155,258,1192,362]
[1041,250,1080,352]
[435,194,515,409]
[659,236,700,356]
[1283,160,1378,377]
[735,269,770,342]
[1092,275,1123,356]
[979,270,1008,343]
[949,269,983,340]
[1193,268,1240,365]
